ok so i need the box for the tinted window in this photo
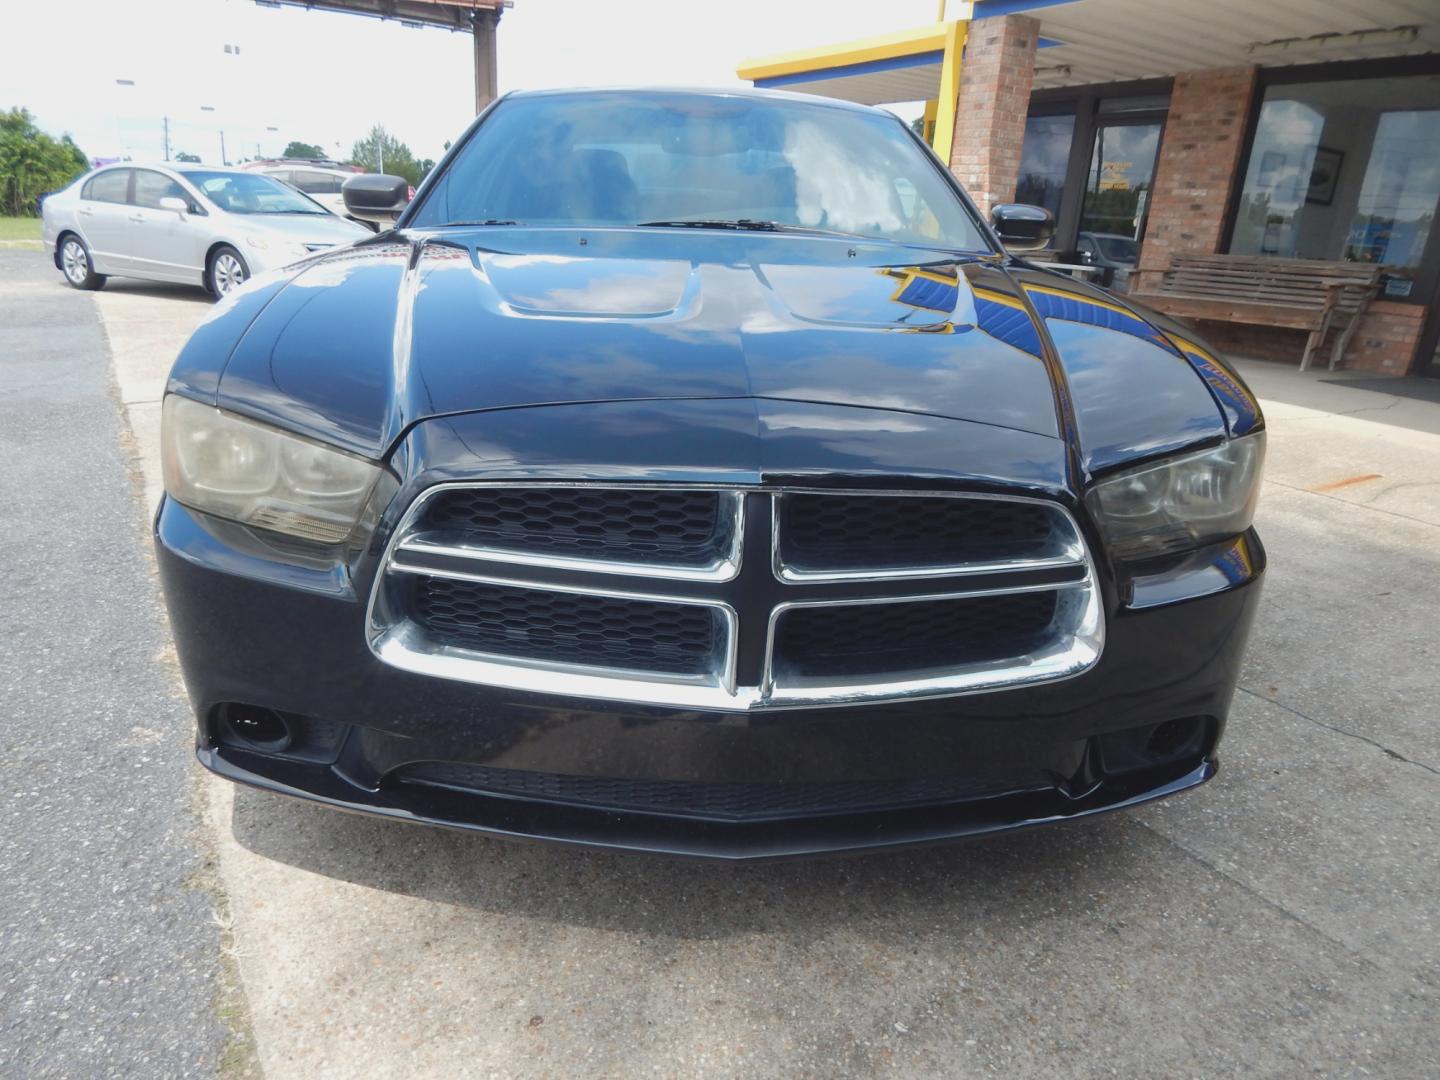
[183,171,328,215]
[412,92,989,250]
[291,170,343,194]
[133,169,188,209]
[83,169,130,204]
[1016,114,1075,218]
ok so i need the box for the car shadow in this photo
[225,782,1144,940]
[99,277,213,306]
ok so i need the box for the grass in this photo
[0,216,42,247]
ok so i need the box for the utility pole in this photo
[220,130,227,166]
[163,116,170,161]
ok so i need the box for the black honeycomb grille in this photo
[418,487,729,567]
[396,761,1032,821]
[780,493,1061,571]
[775,591,1060,678]
[410,577,719,675]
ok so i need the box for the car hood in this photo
[228,211,369,245]
[188,227,1257,477]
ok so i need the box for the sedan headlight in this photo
[1085,433,1265,560]
[162,395,384,544]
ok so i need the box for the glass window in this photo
[183,171,329,215]
[1230,74,1440,274]
[1077,120,1163,259]
[133,169,188,209]
[1016,114,1074,219]
[411,91,990,251]
[83,169,130,203]
[291,170,344,195]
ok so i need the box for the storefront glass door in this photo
[1074,119,1163,287]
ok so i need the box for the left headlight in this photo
[162,395,384,544]
[1085,432,1265,561]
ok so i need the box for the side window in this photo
[267,170,295,186]
[133,169,187,209]
[83,169,130,204]
[293,170,342,195]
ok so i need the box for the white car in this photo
[41,163,371,299]
[250,162,359,221]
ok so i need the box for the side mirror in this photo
[159,195,189,215]
[342,173,410,225]
[990,203,1055,252]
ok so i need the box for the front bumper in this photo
[157,494,1263,859]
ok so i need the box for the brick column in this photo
[947,15,1039,215]
[1136,66,1258,288]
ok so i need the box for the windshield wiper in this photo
[637,218,780,232]
[445,219,524,226]
[637,218,892,243]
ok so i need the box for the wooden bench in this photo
[1129,255,1382,371]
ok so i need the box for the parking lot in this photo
[3,247,1438,1078]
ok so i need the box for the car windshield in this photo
[185,171,329,215]
[409,92,990,251]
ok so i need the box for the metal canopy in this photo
[737,22,958,107]
[256,0,511,112]
[980,0,1440,89]
[740,0,1440,105]
[257,0,506,31]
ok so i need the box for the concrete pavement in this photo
[6,248,1438,1077]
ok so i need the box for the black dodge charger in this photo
[156,88,1266,859]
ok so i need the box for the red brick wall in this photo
[1339,302,1428,374]
[1136,66,1258,290]
[948,14,1039,215]
[1193,302,1426,373]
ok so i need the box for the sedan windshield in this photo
[410,92,989,251]
[185,171,328,215]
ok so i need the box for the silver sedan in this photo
[42,163,371,299]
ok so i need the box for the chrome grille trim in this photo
[760,580,1101,708]
[770,489,1087,582]
[396,483,744,582]
[366,482,1105,711]
[376,567,740,701]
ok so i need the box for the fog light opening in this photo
[1147,717,1203,759]
[223,704,294,752]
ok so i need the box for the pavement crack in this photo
[1269,396,1405,421]
[1239,687,1440,778]
[1262,477,1440,531]
[1135,821,1383,972]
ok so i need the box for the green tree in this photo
[174,151,201,163]
[349,125,423,186]
[282,140,325,159]
[0,108,88,216]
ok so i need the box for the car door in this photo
[129,169,207,283]
[76,168,135,272]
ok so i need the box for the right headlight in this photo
[1085,432,1265,561]
[162,395,385,544]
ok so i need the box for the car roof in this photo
[168,162,252,175]
[500,85,892,119]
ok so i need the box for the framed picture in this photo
[1306,147,1343,206]
[1257,150,1286,188]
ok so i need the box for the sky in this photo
[1,0,942,166]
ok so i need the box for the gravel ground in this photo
[0,252,231,1078]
